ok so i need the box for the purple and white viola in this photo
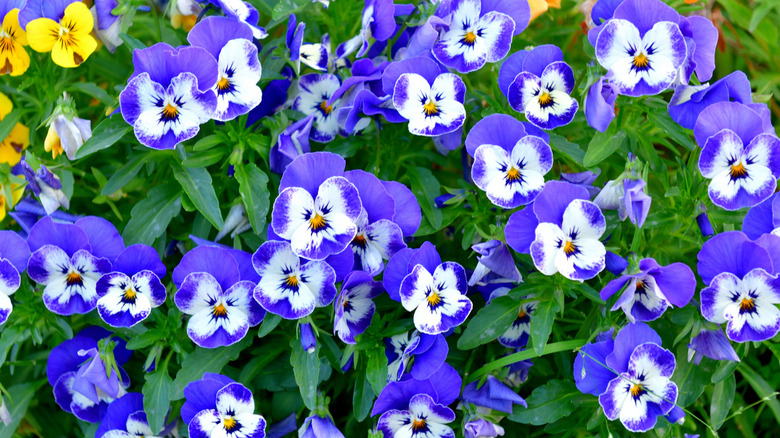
[697,231,780,343]
[91,0,123,53]
[593,0,687,96]
[293,73,343,143]
[694,101,780,211]
[0,230,29,325]
[95,393,162,438]
[47,327,131,423]
[432,0,527,74]
[27,216,124,315]
[397,243,473,335]
[385,331,448,381]
[189,382,267,438]
[498,299,536,348]
[334,271,383,344]
[336,0,399,59]
[687,328,740,365]
[209,0,267,39]
[466,114,553,208]
[377,393,456,438]
[501,45,579,130]
[467,239,522,286]
[119,43,217,150]
[743,192,780,240]
[287,15,330,72]
[600,258,696,322]
[95,244,167,328]
[271,152,362,261]
[252,240,337,320]
[172,246,265,348]
[20,161,70,215]
[188,16,263,122]
[182,373,236,425]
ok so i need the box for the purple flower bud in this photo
[560,169,601,198]
[435,193,456,208]
[465,419,505,438]
[696,212,714,237]
[605,251,628,276]
[300,414,345,438]
[621,179,651,228]
[72,348,124,404]
[300,322,317,353]
[20,161,69,215]
[461,376,527,414]
[687,329,740,365]
[468,240,522,286]
[585,76,618,133]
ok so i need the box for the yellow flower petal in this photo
[0,122,29,165]
[62,2,95,35]
[0,92,11,118]
[4,9,27,45]
[51,2,97,68]
[26,17,60,53]
[45,124,63,159]
[529,0,549,21]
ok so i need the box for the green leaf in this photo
[0,382,42,438]
[508,380,578,425]
[749,2,773,32]
[582,131,626,168]
[193,135,224,151]
[366,347,388,396]
[0,327,26,369]
[468,339,587,383]
[457,295,518,350]
[68,82,115,106]
[272,0,309,20]
[711,359,739,383]
[235,163,271,234]
[710,373,735,430]
[125,330,163,351]
[548,134,585,165]
[738,363,780,423]
[102,154,147,195]
[143,367,173,434]
[671,344,712,407]
[353,367,374,422]
[258,313,282,338]
[0,110,21,143]
[647,112,695,151]
[123,183,182,245]
[172,163,224,230]
[170,337,251,400]
[75,116,131,159]
[182,148,226,168]
[529,298,559,356]
[290,338,320,410]
[120,32,146,52]
[408,166,443,232]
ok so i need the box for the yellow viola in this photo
[0,92,29,166]
[26,2,97,68]
[529,0,562,22]
[0,8,29,76]
[0,182,23,222]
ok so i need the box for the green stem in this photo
[466,339,587,383]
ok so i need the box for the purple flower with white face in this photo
[372,362,462,417]
[188,17,263,122]
[695,101,780,211]
[272,152,363,260]
[461,375,527,414]
[252,240,337,320]
[594,0,687,97]
[181,373,236,425]
[687,329,740,365]
[399,244,473,335]
[573,329,614,396]
[585,75,618,133]
[27,216,124,315]
[468,239,522,286]
[293,74,344,143]
[208,0,267,39]
[20,161,69,215]
[498,299,536,348]
[393,68,466,137]
[95,244,167,328]
[173,246,265,348]
[95,393,161,438]
[517,181,606,281]
[189,382,267,438]
[378,393,456,438]
[92,0,122,53]
[743,192,780,240]
[334,271,383,344]
[432,0,525,73]
[47,327,131,423]
[0,231,29,325]
[697,231,780,343]
[336,0,397,59]
[467,114,553,208]
[269,114,314,175]
[119,43,218,150]
[385,331,448,381]
[299,414,345,438]
[600,258,696,322]
[501,45,579,130]
[668,70,752,130]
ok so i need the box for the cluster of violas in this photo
[1,0,780,436]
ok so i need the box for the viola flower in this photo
[44,113,92,160]
[461,375,527,414]
[26,1,98,68]
[600,258,696,322]
[334,271,383,344]
[344,170,407,275]
[0,2,28,76]
[299,414,345,438]
[91,0,123,53]
[585,75,618,133]
[385,331,448,381]
[697,231,780,342]
[188,17,263,122]
[208,0,267,39]
[173,246,265,348]
[27,216,126,315]
[95,244,167,328]
[399,244,473,335]
[695,102,780,211]
[47,327,131,423]
[432,0,529,74]
[335,0,397,59]
[182,373,236,425]
[372,362,463,417]
[189,382,267,438]
[95,393,163,438]
[465,419,505,438]
[467,114,554,208]
[20,161,69,215]
[687,329,740,365]
[252,240,337,319]
[171,0,201,30]
[293,74,344,143]
[743,192,780,240]
[468,240,522,286]
[119,43,218,150]
[573,329,615,396]
[498,299,536,348]
[560,169,601,198]
[271,153,362,260]
[378,393,456,438]
[502,45,579,130]
[0,92,29,165]
[0,230,29,325]
[393,69,466,137]
[269,115,315,174]
[594,0,687,96]
[668,71,752,130]
[246,65,294,128]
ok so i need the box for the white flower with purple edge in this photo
[0,230,29,325]
[188,16,263,122]
[293,73,343,143]
[393,71,466,137]
[498,299,536,348]
[209,0,268,39]
[400,260,473,335]
[189,382,266,438]
[252,240,337,320]
[173,246,265,348]
[96,393,163,438]
[378,393,456,438]
[334,271,383,344]
[119,43,217,150]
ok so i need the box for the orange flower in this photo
[530,0,562,22]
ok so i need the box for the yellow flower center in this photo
[518,308,527,319]
[731,162,747,178]
[633,53,649,68]
[223,416,238,431]
[286,275,299,288]
[463,31,477,45]
[423,100,438,116]
[740,297,755,312]
[319,101,333,115]
[506,167,521,181]
[66,271,83,286]
[353,234,367,247]
[212,303,227,317]
[563,240,576,255]
[630,384,644,397]
[123,288,137,303]
[538,92,552,106]
[217,77,231,91]
[427,291,441,307]
[310,213,327,230]
[163,103,178,121]
[412,418,427,431]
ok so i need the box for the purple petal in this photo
[0,231,30,273]
[187,16,254,59]
[344,170,395,222]
[130,44,218,91]
[110,244,165,278]
[27,216,90,256]
[172,246,240,291]
[409,334,448,380]
[409,242,442,274]
[533,181,590,226]
[498,50,529,96]
[278,151,346,196]
[182,374,235,425]
[613,0,680,36]
[464,113,527,157]
[574,333,616,396]
[381,57,442,96]
[505,206,538,254]
[384,248,416,301]
[585,77,617,133]
[605,322,661,373]
[381,180,421,237]
[693,101,765,149]
[742,191,778,240]
[687,329,740,364]
[520,44,564,78]
[95,393,144,438]
[697,231,773,285]
[652,262,695,307]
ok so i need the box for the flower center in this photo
[635,280,645,293]
[223,416,238,431]
[730,162,747,179]
[423,100,438,116]
[412,418,427,431]
[352,233,367,248]
[630,384,645,398]
[286,275,299,288]
[122,288,137,303]
[310,213,327,231]
[66,271,83,286]
[319,101,333,115]
[633,53,649,68]
[212,302,227,317]
[538,92,553,107]
[518,309,527,319]
[463,30,477,45]
[506,167,521,181]
[163,103,179,121]
[563,240,576,255]
[740,297,755,312]
[427,290,441,307]
[217,77,231,91]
